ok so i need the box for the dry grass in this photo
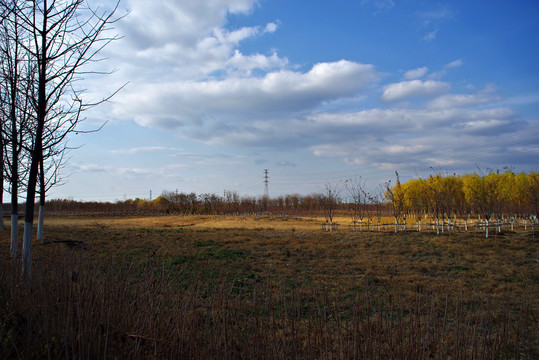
[1,214,538,359]
[35,214,538,299]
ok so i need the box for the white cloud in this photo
[307,107,516,135]
[304,105,528,171]
[264,22,278,33]
[108,0,281,82]
[423,29,438,41]
[110,146,184,155]
[404,66,428,79]
[99,0,537,185]
[226,50,288,75]
[445,59,463,68]
[381,80,450,102]
[427,93,498,109]
[121,0,258,47]
[115,60,380,128]
[73,164,151,177]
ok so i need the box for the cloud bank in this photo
[101,0,537,180]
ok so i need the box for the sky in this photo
[47,0,539,202]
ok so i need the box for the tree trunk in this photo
[0,193,4,231]
[37,206,45,241]
[0,135,4,231]
[37,159,45,241]
[10,105,19,259]
[23,140,44,280]
[22,6,47,280]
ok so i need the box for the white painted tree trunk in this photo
[485,219,489,238]
[37,205,44,241]
[10,215,18,258]
[22,221,33,280]
[394,217,398,233]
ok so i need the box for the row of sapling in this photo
[345,176,386,231]
[386,169,538,237]
[0,0,122,280]
[463,170,511,237]
[384,171,407,233]
[320,182,341,231]
[346,176,368,231]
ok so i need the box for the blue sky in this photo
[49,0,539,201]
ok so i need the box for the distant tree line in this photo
[45,190,383,217]
[43,171,538,227]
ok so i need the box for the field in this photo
[1,214,538,359]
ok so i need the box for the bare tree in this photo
[0,0,34,257]
[5,0,123,279]
[0,93,4,232]
[321,182,342,232]
[346,177,368,231]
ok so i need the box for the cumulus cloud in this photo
[115,60,380,128]
[102,0,536,180]
[381,80,450,102]
[226,51,288,75]
[404,66,428,79]
[107,0,283,82]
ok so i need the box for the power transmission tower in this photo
[263,169,269,198]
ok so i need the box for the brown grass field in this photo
[1,214,538,359]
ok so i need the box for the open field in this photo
[31,214,539,297]
[1,214,538,359]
